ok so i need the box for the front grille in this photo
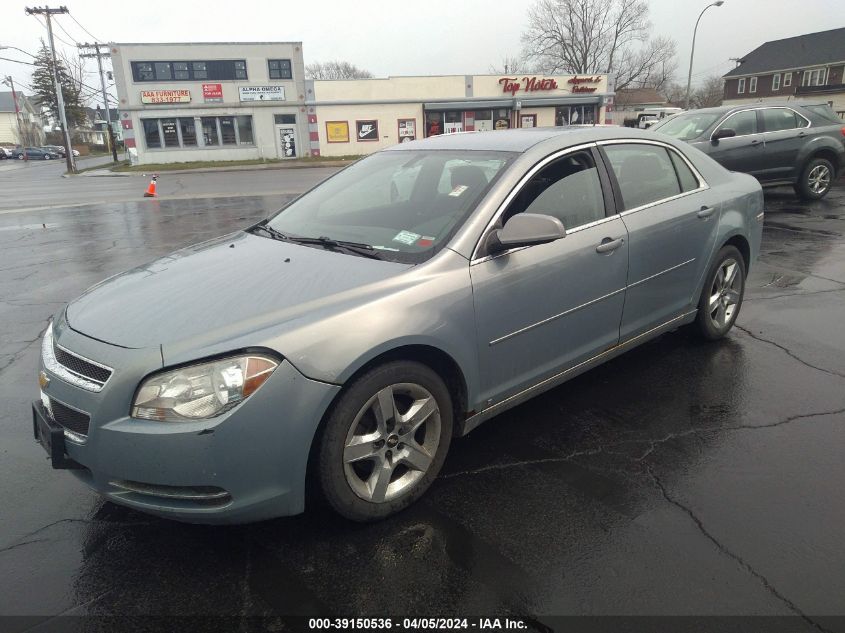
[48,398,90,437]
[54,344,112,385]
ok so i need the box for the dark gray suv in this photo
[652,101,844,200]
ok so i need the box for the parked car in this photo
[638,115,659,129]
[0,147,10,159]
[13,147,61,160]
[34,127,763,523]
[41,145,66,157]
[651,101,845,200]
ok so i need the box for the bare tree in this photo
[305,61,373,80]
[691,75,724,108]
[521,0,678,90]
[488,55,534,74]
[659,81,687,105]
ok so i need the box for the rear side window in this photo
[603,144,681,210]
[804,104,841,124]
[761,108,804,132]
[718,110,758,136]
[668,150,699,192]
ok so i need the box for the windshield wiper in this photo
[250,223,290,242]
[286,235,383,260]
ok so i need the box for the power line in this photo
[68,13,102,42]
[0,56,36,66]
[53,17,81,46]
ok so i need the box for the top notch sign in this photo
[499,76,559,96]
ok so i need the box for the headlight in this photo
[132,355,278,422]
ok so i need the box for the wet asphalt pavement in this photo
[0,178,844,631]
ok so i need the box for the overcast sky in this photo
[1,0,842,101]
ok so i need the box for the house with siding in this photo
[722,27,845,119]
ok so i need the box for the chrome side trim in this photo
[707,106,811,142]
[462,310,697,435]
[756,211,765,222]
[489,287,626,346]
[628,258,695,289]
[110,480,231,501]
[470,142,599,262]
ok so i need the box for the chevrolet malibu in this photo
[34,127,764,523]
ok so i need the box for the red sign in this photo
[499,76,559,96]
[567,76,601,93]
[202,83,223,102]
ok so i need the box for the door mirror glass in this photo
[488,213,566,254]
[712,127,736,141]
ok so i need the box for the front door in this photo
[704,109,767,178]
[276,125,297,159]
[471,147,629,406]
[757,107,810,181]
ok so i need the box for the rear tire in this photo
[695,245,746,340]
[796,157,834,200]
[318,361,453,522]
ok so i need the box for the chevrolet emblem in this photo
[38,370,50,389]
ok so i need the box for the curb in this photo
[104,160,354,177]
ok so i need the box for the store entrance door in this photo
[275,125,297,159]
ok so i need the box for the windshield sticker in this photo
[449,185,468,197]
[392,230,421,245]
[373,245,400,251]
[417,236,435,247]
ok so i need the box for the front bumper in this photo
[37,320,341,524]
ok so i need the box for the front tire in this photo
[695,245,746,340]
[796,157,834,200]
[318,361,453,522]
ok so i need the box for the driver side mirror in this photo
[486,213,566,255]
[712,127,736,141]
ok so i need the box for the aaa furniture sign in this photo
[140,89,191,104]
[239,86,286,102]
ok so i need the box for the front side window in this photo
[268,59,292,79]
[603,144,682,210]
[502,150,606,230]
[749,77,757,93]
[761,108,804,132]
[265,150,515,263]
[719,110,758,137]
[737,78,745,94]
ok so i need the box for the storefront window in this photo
[473,110,493,132]
[202,117,219,146]
[444,111,463,134]
[220,117,237,145]
[161,119,179,148]
[179,118,197,146]
[236,116,254,144]
[142,119,161,148]
[426,112,444,137]
[494,108,510,130]
[555,105,597,126]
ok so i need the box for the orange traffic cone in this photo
[143,174,158,197]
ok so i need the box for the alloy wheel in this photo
[343,382,441,503]
[807,164,831,195]
[709,257,742,330]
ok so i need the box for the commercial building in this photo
[722,27,845,119]
[110,42,308,164]
[308,73,614,157]
[109,41,613,164]
[0,91,45,147]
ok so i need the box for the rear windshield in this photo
[266,150,516,264]
[652,112,722,140]
[804,104,842,124]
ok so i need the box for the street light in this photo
[685,1,725,110]
[0,44,35,57]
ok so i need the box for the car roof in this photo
[386,126,671,154]
[680,101,831,116]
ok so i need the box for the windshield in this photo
[265,149,515,263]
[653,112,722,140]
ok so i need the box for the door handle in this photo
[750,139,762,145]
[596,237,624,254]
[696,206,715,219]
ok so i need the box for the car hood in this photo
[66,231,411,349]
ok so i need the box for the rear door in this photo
[600,141,723,340]
[757,107,811,181]
[707,109,768,178]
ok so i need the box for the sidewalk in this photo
[78,158,356,177]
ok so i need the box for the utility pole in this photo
[25,5,76,173]
[2,76,28,161]
[79,42,118,162]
